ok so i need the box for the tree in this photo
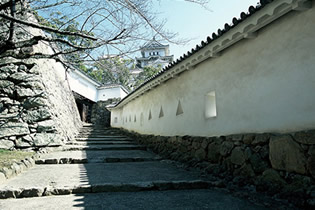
[132,65,161,89]
[0,0,210,68]
[89,56,133,90]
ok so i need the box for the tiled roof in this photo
[113,0,303,108]
[141,38,169,49]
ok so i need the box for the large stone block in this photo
[207,142,221,163]
[16,88,43,98]
[307,156,315,178]
[0,122,30,138]
[251,134,270,145]
[8,72,36,83]
[194,148,206,160]
[0,80,14,89]
[249,153,269,174]
[15,138,32,148]
[261,169,286,186]
[37,120,56,132]
[230,147,246,165]
[0,140,15,149]
[0,64,18,74]
[33,133,63,147]
[24,109,51,123]
[269,135,307,174]
[294,130,315,145]
[23,97,48,109]
[220,141,234,157]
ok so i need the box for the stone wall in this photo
[125,130,315,208]
[0,4,81,150]
[91,98,120,127]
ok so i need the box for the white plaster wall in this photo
[144,49,166,57]
[120,89,128,99]
[111,8,315,137]
[67,71,98,102]
[97,87,125,101]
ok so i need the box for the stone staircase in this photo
[0,125,270,209]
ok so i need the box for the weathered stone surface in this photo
[18,81,44,89]
[24,109,51,122]
[0,172,6,184]
[0,80,14,95]
[16,88,43,98]
[0,140,15,149]
[238,164,255,177]
[294,130,315,145]
[15,138,32,148]
[194,148,206,160]
[261,169,286,187]
[0,122,30,138]
[249,153,269,174]
[21,188,44,198]
[307,156,315,178]
[37,120,56,132]
[0,72,9,80]
[33,133,63,147]
[8,72,36,83]
[207,143,221,163]
[201,139,209,149]
[220,141,234,157]
[23,97,48,109]
[226,134,243,141]
[192,141,201,150]
[0,80,13,88]
[243,134,255,144]
[11,162,22,175]
[0,167,13,179]
[252,134,270,145]
[0,64,18,74]
[269,135,307,174]
[230,147,246,165]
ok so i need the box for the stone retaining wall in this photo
[91,99,120,127]
[125,130,315,207]
[0,3,81,150]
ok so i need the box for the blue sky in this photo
[151,0,259,60]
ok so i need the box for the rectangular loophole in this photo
[205,91,217,118]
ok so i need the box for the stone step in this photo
[35,150,158,163]
[0,189,269,210]
[62,145,146,151]
[75,137,133,141]
[35,157,162,164]
[0,162,211,199]
[76,135,128,139]
[0,180,221,199]
[66,141,135,145]
[78,131,123,134]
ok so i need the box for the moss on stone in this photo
[0,149,34,169]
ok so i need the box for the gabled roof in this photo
[141,37,169,50]
[111,0,311,109]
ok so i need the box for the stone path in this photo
[0,125,270,209]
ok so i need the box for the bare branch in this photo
[0,12,98,40]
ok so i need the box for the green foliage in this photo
[133,65,161,88]
[88,57,133,90]
[0,149,34,169]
